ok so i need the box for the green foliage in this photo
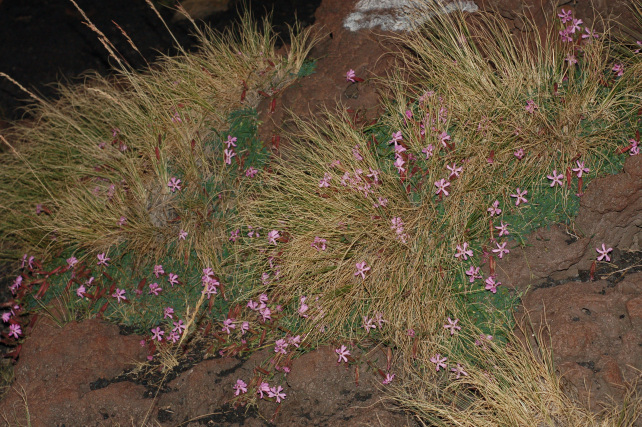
[297,59,317,78]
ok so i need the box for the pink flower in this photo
[407,328,415,337]
[312,237,327,251]
[229,229,240,242]
[151,326,164,342]
[510,188,528,206]
[422,145,434,159]
[465,266,482,283]
[245,167,258,178]
[167,331,180,343]
[455,242,473,260]
[352,145,364,161]
[355,261,370,279]
[559,28,573,43]
[547,170,564,187]
[97,253,110,267]
[434,179,451,196]
[223,148,236,165]
[447,163,463,179]
[558,8,572,24]
[596,243,613,262]
[172,320,186,334]
[475,334,493,348]
[612,64,624,77]
[247,300,259,311]
[485,276,499,293]
[222,318,236,334]
[267,230,281,245]
[362,316,376,333]
[268,385,286,403]
[76,285,86,298]
[168,177,182,192]
[118,216,127,227]
[492,241,510,259]
[439,131,451,147]
[394,156,406,174]
[572,161,589,178]
[444,317,461,335]
[149,283,162,296]
[274,338,288,354]
[346,69,357,82]
[336,345,351,363]
[112,288,126,303]
[581,27,599,39]
[634,40,642,54]
[514,148,525,160]
[495,221,509,237]
[1,312,11,323]
[153,264,164,278]
[319,172,332,188]
[487,200,501,216]
[168,273,179,286]
[388,131,403,147]
[240,321,249,335]
[179,229,188,240]
[451,363,468,379]
[525,100,538,113]
[382,373,395,385]
[8,324,22,339]
[257,382,271,399]
[225,135,237,149]
[164,307,174,319]
[233,379,247,395]
[565,54,578,65]
[568,18,583,33]
[430,353,447,371]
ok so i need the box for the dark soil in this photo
[0,0,321,122]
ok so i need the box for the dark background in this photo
[0,0,321,122]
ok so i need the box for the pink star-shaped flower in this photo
[447,163,462,178]
[172,320,186,334]
[267,230,281,245]
[319,172,332,188]
[168,177,182,192]
[346,69,357,82]
[434,179,451,196]
[268,385,286,403]
[225,135,237,148]
[112,288,126,303]
[510,188,528,206]
[455,242,473,260]
[8,324,22,339]
[355,261,370,279]
[422,145,434,159]
[451,363,468,379]
[485,276,500,293]
[492,241,510,259]
[164,307,174,319]
[312,237,327,251]
[487,200,501,216]
[245,167,258,177]
[179,229,188,240]
[336,345,351,363]
[596,243,613,262]
[153,264,164,278]
[547,170,564,187]
[495,221,510,237]
[465,265,482,283]
[233,379,247,395]
[97,252,110,267]
[430,353,447,371]
[151,326,164,342]
[558,8,572,23]
[572,161,589,178]
[382,373,395,385]
[362,316,376,333]
[443,317,461,335]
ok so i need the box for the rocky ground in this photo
[0,0,640,425]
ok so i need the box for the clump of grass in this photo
[0,7,320,270]
[231,1,641,423]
